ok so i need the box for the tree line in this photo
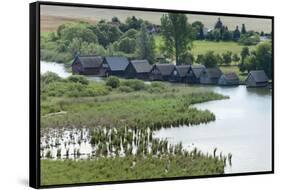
[41,13,272,78]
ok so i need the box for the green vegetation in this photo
[191,40,256,58]
[40,74,229,185]
[41,153,225,185]
[41,72,109,99]
[136,24,156,63]
[40,14,272,81]
[160,13,195,65]
[41,74,228,129]
[238,42,272,78]
[105,76,120,88]
[41,17,157,64]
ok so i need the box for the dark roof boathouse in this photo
[186,65,206,83]
[245,70,269,87]
[125,60,152,79]
[71,56,103,75]
[200,68,222,84]
[150,64,175,81]
[102,56,130,77]
[218,72,239,86]
[170,65,190,82]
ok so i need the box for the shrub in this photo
[43,81,109,98]
[121,79,146,91]
[118,86,134,93]
[238,34,260,45]
[66,75,89,85]
[40,49,72,63]
[150,82,165,89]
[106,76,120,88]
[41,72,62,84]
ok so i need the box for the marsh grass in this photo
[41,153,225,185]
[40,77,230,184]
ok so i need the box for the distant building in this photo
[102,56,130,77]
[186,65,206,83]
[71,55,103,75]
[125,60,152,79]
[150,64,175,81]
[170,65,190,82]
[218,72,239,86]
[200,68,222,84]
[245,70,269,87]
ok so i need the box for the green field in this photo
[191,40,256,57]
[155,35,256,59]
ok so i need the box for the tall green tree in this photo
[160,13,194,65]
[136,24,156,64]
[233,26,241,41]
[192,21,205,40]
[214,18,223,30]
[239,47,250,72]
[244,55,256,72]
[255,42,272,78]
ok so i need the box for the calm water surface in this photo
[154,85,272,174]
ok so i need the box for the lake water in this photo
[154,85,272,174]
[41,61,273,174]
[41,61,71,78]
[41,61,103,82]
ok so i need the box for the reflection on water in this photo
[154,85,272,174]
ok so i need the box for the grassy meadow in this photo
[191,40,256,58]
[155,35,256,61]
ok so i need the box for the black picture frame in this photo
[30,1,274,189]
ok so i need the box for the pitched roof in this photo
[130,60,152,73]
[248,70,268,82]
[204,68,222,79]
[104,56,129,71]
[191,65,206,78]
[222,72,239,81]
[73,56,103,68]
[154,64,175,76]
[175,65,190,77]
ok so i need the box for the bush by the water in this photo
[41,72,62,84]
[118,86,134,93]
[121,79,146,91]
[106,76,120,88]
[41,72,109,98]
[66,75,89,85]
